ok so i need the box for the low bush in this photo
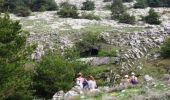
[134,0,148,8]
[122,0,133,2]
[31,0,58,11]
[103,0,112,2]
[14,6,31,17]
[57,2,78,18]
[1,0,58,16]
[111,0,125,20]
[119,13,136,24]
[33,51,89,99]
[147,0,163,7]
[80,12,101,20]
[161,38,170,58]
[98,48,117,57]
[81,0,95,11]
[143,9,161,25]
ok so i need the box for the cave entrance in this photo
[80,47,100,57]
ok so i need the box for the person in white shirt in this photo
[75,72,84,89]
[87,75,97,91]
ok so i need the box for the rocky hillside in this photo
[9,0,170,69]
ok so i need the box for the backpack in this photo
[131,77,137,84]
[83,79,88,88]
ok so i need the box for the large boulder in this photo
[52,90,64,100]
[78,57,120,66]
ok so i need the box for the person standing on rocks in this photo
[130,72,138,85]
[75,72,85,89]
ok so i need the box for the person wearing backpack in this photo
[130,72,138,85]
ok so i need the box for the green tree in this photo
[111,0,125,20]
[0,14,34,99]
[57,2,78,18]
[31,0,58,11]
[81,0,95,11]
[0,0,4,12]
[143,8,161,25]
[33,51,88,99]
[122,0,133,2]
[119,13,136,24]
[147,0,163,7]
[161,38,170,58]
[134,0,148,8]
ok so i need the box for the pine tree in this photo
[111,0,125,20]
[0,14,34,99]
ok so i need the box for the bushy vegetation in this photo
[81,0,95,11]
[119,13,136,24]
[31,0,58,11]
[122,0,133,2]
[57,2,78,18]
[98,48,117,57]
[111,0,125,20]
[0,14,34,99]
[103,0,112,2]
[161,38,170,58]
[134,0,148,8]
[76,31,101,57]
[111,0,135,24]
[1,0,58,16]
[147,0,163,7]
[33,51,89,99]
[80,12,101,20]
[134,0,170,8]
[143,9,161,25]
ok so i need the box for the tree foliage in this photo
[57,2,78,18]
[1,0,58,16]
[33,51,88,99]
[119,13,136,24]
[81,0,95,11]
[111,0,125,20]
[161,38,170,58]
[143,9,161,25]
[122,0,133,2]
[0,14,34,99]
[31,0,58,11]
[134,0,148,8]
[147,0,163,7]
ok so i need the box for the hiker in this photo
[75,72,85,89]
[87,75,97,91]
[130,72,138,85]
[120,75,130,87]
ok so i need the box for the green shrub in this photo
[111,0,125,20]
[134,0,148,8]
[0,14,34,99]
[81,0,95,11]
[80,12,101,20]
[161,38,170,58]
[122,0,133,2]
[119,13,136,24]
[98,48,117,57]
[147,0,163,7]
[31,0,58,11]
[33,51,89,99]
[14,6,31,17]
[143,9,161,25]
[1,0,58,16]
[103,0,112,2]
[58,2,78,18]
[75,31,101,57]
